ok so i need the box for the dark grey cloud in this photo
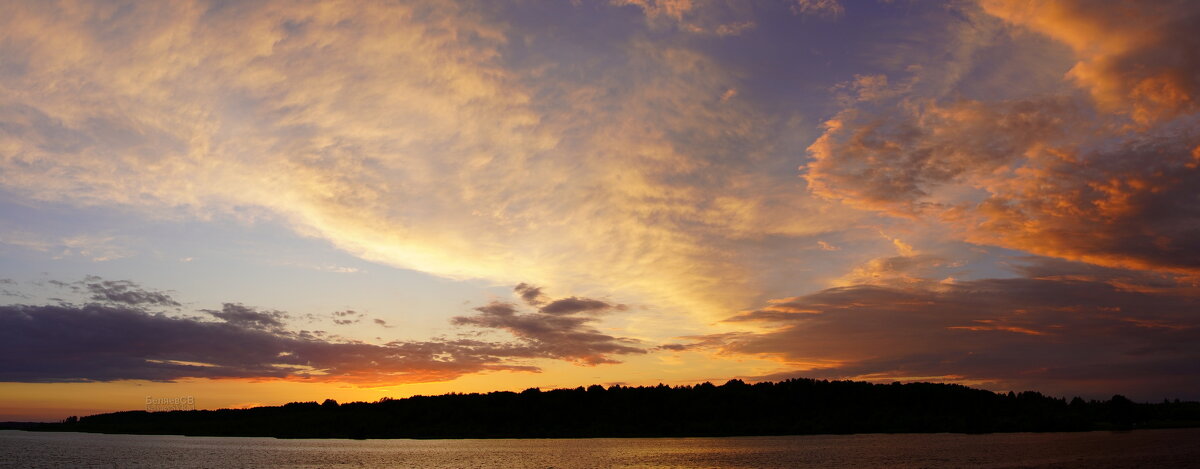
[40,276,180,307]
[82,276,180,307]
[514,282,547,306]
[699,259,1200,400]
[539,296,619,315]
[0,303,537,384]
[46,280,74,290]
[330,310,396,328]
[655,332,750,353]
[453,300,644,365]
[512,283,625,315]
[204,303,287,330]
[331,310,362,325]
[373,318,393,328]
[0,281,645,383]
[0,278,25,299]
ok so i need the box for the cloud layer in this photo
[0,280,643,384]
[702,257,1200,399]
[2,0,1199,403]
[0,0,839,317]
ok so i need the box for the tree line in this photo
[8,378,1200,438]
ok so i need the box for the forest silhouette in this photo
[8,378,1200,438]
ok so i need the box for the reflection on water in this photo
[2,428,1198,468]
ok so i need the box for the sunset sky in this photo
[2,0,1199,421]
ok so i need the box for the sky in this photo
[1,0,1199,421]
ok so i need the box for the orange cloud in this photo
[981,0,1200,124]
[803,2,1200,274]
[804,97,1082,216]
[613,0,759,36]
[806,79,1200,273]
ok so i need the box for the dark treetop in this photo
[7,378,1200,438]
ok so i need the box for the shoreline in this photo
[5,423,1198,440]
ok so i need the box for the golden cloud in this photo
[0,1,845,320]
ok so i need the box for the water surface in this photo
[2,428,1198,468]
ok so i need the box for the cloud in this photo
[808,91,1200,272]
[372,318,394,328]
[613,0,760,36]
[451,284,641,365]
[805,95,1087,216]
[803,0,1200,274]
[82,276,180,307]
[453,297,644,365]
[0,278,24,299]
[204,303,288,330]
[539,296,623,315]
[331,310,362,326]
[0,0,841,320]
[332,310,395,328]
[790,0,843,19]
[0,303,537,385]
[514,282,547,307]
[0,279,646,384]
[980,0,1200,124]
[34,275,180,308]
[833,254,951,287]
[702,258,1200,399]
[816,240,839,251]
[0,231,132,262]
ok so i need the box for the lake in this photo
[2,428,1198,468]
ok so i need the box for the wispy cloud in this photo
[0,231,133,262]
[0,0,842,319]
